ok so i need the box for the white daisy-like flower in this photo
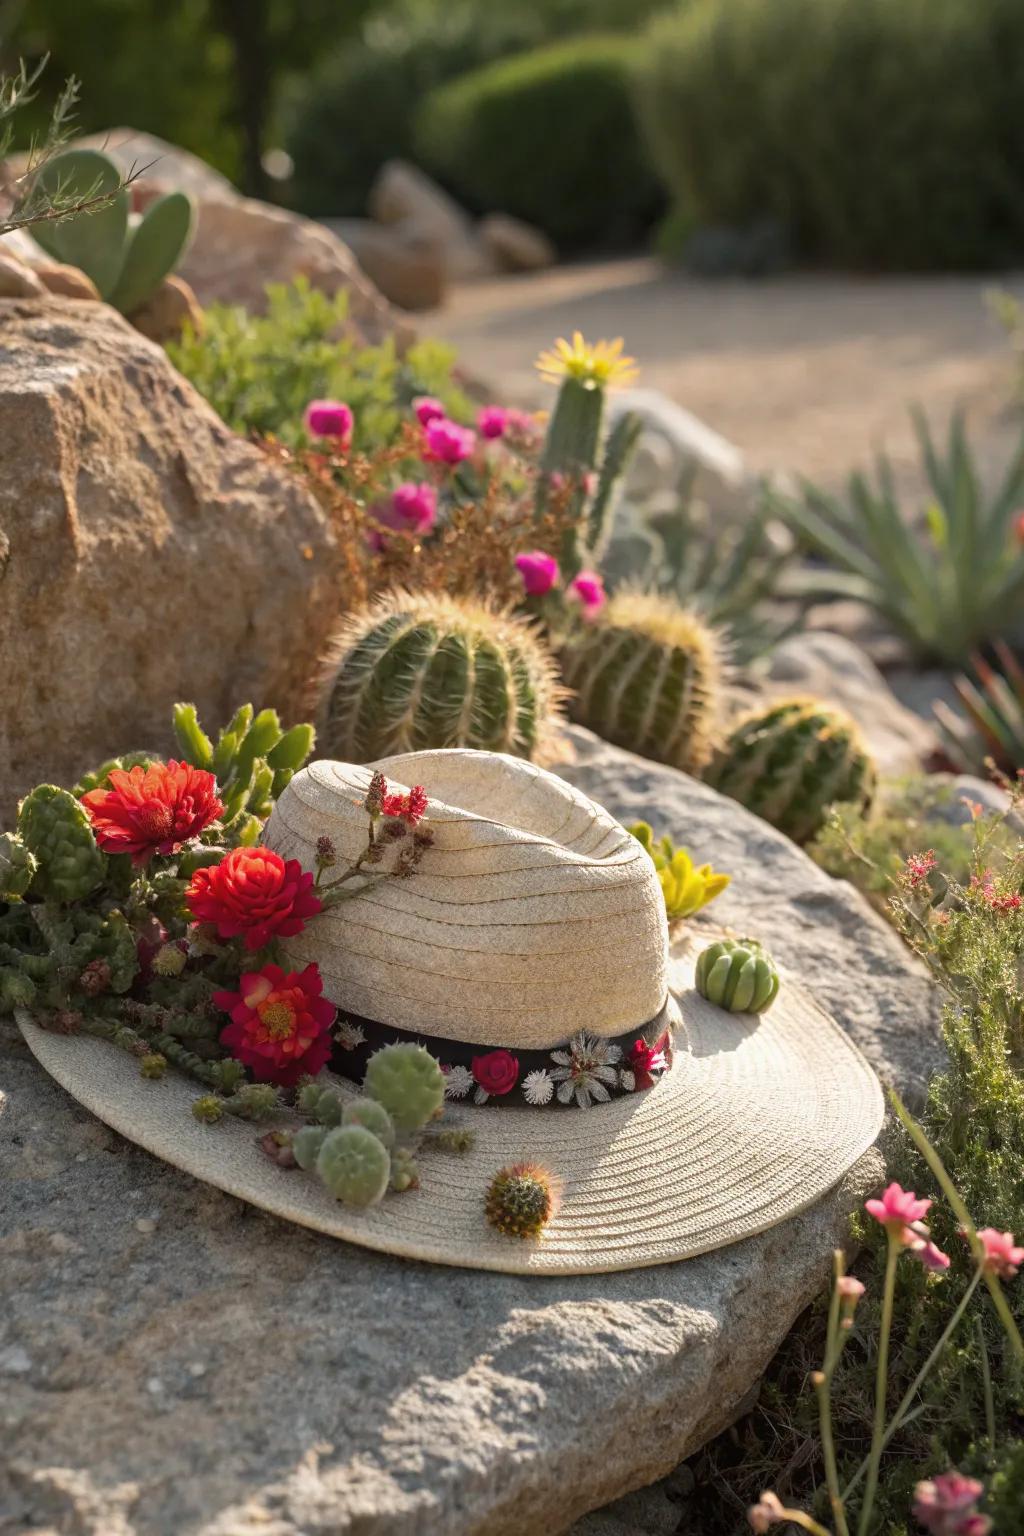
[334,1018,367,1051]
[522,1068,554,1106]
[549,1031,622,1109]
[619,1068,636,1092]
[443,1064,474,1100]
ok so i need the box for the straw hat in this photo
[17,751,883,1275]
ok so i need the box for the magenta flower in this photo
[976,1227,1024,1278]
[413,396,446,427]
[865,1182,932,1237]
[378,480,438,536]
[909,1232,951,1273]
[422,418,476,466]
[569,569,606,616]
[516,550,560,596]
[913,1473,989,1535]
[304,399,354,446]
[903,850,938,890]
[477,405,509,440]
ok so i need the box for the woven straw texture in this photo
[262,751,669,1048]
[15,935,883,1275]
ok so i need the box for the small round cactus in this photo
[192,1094,224,1124]
[364,1042,445,1133]
[0,831,37,901]
[695,938,779,1014]
[318,589,564,761]
[390,1146,420,1192]
[316,1125,391,1208]
[17,784,106,902]
[342,1097,396,1148]
[0,965,36,1011]
[485,1163,560,1240]
[560,592,722,774]
[706,696,875,845]
[292,1124,327,1171]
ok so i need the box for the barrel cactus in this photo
[316,1124,391,1208]
[695,938,779,1014]
[30,148,195,315]
[363,1042,445,1134]
[319,591,564,761]
[706,697,875,845]
[560,592,722,774]
[485,1163,559,1240]
[17,785,106,902]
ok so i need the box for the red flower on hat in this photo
[380,784,429,826]
[185,846,322,951]
[628,1031,670,1091]
[471,1048,520,1098]
[213,963,335,1086]
[82,761,223,864]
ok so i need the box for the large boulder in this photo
[0,299,346,825]
[1,729,942,1535]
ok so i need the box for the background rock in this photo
[328,217,447,312]
[0,299,347,825]
[609,388,756,523]
[480,213,556,272]
[2,730,942,1534]
[368,159,493,281]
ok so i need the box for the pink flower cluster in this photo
[913,1473,991,1536]
[903,850,938,890]
[514,549,606,614]
[414,396,477,466]
[866,1183,950,1271]
[969,870,1023,913]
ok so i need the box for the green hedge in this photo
[636,0,1024,270]
[414,36,663,251]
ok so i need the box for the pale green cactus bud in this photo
[0,831,37,900]
[341,1097,396,1149]
[316,1125,391,1207]
[292,1124,328,1171]
[390,1145,420,1192]
[364,1042,445,1134]
[192,1094,224,1124]
[140,1053,167,1080]
[152,942,187,978]
[694,938,780,1015]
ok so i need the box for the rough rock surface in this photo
[328,217,447,312]
[0,299,347,824]
[369,159,493,281]
[480,212,556,272]
[1,731,942,1535]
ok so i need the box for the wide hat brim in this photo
[15,931,883,1276]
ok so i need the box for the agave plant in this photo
[772,410,1024,666]
[934,640,1024,775]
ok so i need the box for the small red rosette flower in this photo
[82,760,223,864]
[471,1048,520,1098]
[628,1032,671,1091]
[213,962,335,1086]
[185,846,322,951]
[380,784,429,825]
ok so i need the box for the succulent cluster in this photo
[14,785,106,903]
[30,148,194,315]
[485,1162,560,1240]
[707,697,875,845]
[172,703,315,841]
[694,937,780,1014]
[319,589,564,762]
[629,821,730,920]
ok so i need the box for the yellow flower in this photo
[535,331,638,389]
[629,822,731,921]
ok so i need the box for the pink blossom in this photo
[913,1473,989,1535]
[569,569,606,616]
[1014,508,1024,545]
[970,871,1022,912]
[413,396,446,427]
[422,418,476,465]
[976,1227,1024,1278]
[516,550,560,596]
[477,405,509,440]
[837,1275,865,1301]
[865,1182,932,1237]
[377,481,438,536]
[304,399,353,446]
[910,1234,951,1273]
[747,1492,785,1532]
[904,850,938,890]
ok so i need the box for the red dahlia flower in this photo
[213,963,335,1086]
[82,760,223,864]
[185,846,322,950]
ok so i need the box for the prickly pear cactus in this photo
[0,832,37,900]
[363,1042,445,1133]
[17,785,106,902]
[695,938,779,1014]
[319,591,564,762]
[706,697,875,845]
[342,1097,396,1148]
[316,1125,391,1207]
[292,1124,327,1171]
[561,592,722,774]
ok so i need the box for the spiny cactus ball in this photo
[342,1096,396,1149]
[17,785,106,903]
[560,592,722,774]
[695,937,779,1014]
[319,590,564,762]
[316,1124,391,1208]
[485,1163,560,1240]
[706,696,875,845]
[364,1042,445,1134]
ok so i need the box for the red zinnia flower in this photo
[185,846,322,951]
[213,962,335,1086]
[82,760,223,864]
[380,784,429,825]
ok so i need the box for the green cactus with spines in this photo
[72,752,156,798]
[706,696,876,845]
[695,937,780,1014]
[583,410,642,570]
[17,785,106,903]
[342,1097,396,1149]
[364,1042,445,1133]
[316,1124,391,1207]
[561,591,722,775]
[0,832,37,900]
[319,590,564,762]
[30,148,194,314]
[292,1124,328,1171]
[485,1163,558,1240]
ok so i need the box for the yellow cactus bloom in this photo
[535,331,639,389]
[629,822,731,921]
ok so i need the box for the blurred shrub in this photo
[414,37,662,250]
[636,0,1024,270]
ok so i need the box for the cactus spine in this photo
[30,148,195,313]
[485,1163,559,1240]
[537,372,641,578]
[319,591,564,762]
[561,592,721,774]
[695,938,779,1014]
[706,697,875,845]
[363,1042,445,1134]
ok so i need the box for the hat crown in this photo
[261,749,669,1050]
